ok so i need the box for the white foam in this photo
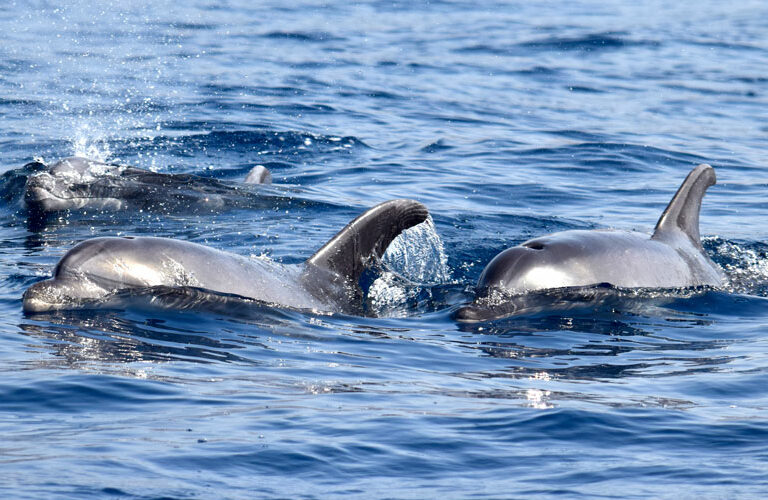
[711,238,768,295]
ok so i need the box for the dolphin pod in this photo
[23,157,273,214]
[22,199,428,314]
[454,164,724,321]
[22,161,728,320]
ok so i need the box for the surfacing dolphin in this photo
[23,199,428,315]
[23,157,274,214]
[455,164,724,321]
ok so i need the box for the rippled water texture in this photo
[1,1,767,498]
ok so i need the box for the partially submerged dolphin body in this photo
[455,164,724,321]
[23,199,428,315]
[23,157,274,214]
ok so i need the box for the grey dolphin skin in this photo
[23,157,272,214]
[23,199,428,314]
[243,164,272,185]
[455,164,724,321]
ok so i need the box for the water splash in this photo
[368,217,452,316]
[710,237,768,296]
[22,4,184,165]
[71,124,113,161]
[381,216,451,285]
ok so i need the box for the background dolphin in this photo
[23,157,273,214]
[456,164,724,321]
[23,199,428,315]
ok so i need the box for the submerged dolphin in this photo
[455,164,724,321]
[23,157,273,214]
[23,199,428,314]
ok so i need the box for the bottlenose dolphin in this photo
[23,199,428,314]
[456,164,724,321]
[23,157,273,214]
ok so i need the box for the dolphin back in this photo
[305,199,429,292]
[652,164,716,249]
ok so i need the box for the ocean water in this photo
[1,1,768,498]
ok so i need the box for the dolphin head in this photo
[456,232,621,322]
[24,157,124,212]
[455,231,622,322]
[450,239,562,322]
[476,236,583,295]
[455,164,723,323]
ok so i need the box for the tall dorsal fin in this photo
[652,164,716,249]
[305,199,429,289]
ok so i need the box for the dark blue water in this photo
[2,1,768,498]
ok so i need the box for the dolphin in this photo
[22,199,429,315]
[455,164,724,321]
[23,157,273,214]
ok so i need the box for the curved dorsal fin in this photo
[305,199,429,289]
[652,164,716,249]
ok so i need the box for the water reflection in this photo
[18,311,260,366]
[446,296,744,387]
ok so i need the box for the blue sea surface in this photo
[1,1,768,498]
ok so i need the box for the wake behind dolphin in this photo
[23,199,429,315]
[456,164,724,321]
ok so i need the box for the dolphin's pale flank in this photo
[23,199,428,314]
[23,157,273,214]
[455,164,724,321]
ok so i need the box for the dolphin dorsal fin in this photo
[652,164,716,249]
[305,199,429,289]
[244,165,272,185]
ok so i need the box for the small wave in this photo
[454,44,506,55]
[170,22,218,31]
[511,65,561,76]
[262,31,341,42]
[337,89,403,100]
[455,33,652,57]
[567,85,603,94]
[118,130,367,153]
[193,100,338,115]
[0,97,37,107]
[0,371,182,413]
[199,83,308,97]
[419,139,454,153]
[687,39,763,52]
[515,141,707,173]
[734,76,768,84]
[517,33,652,52]
[661,83,757,97]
